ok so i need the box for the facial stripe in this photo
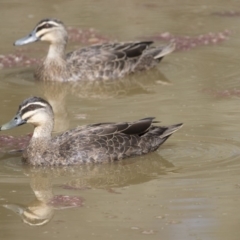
[37,19,62,26]
[38,21,60,27]
[21,111,34,121]
[36,21,60,32]
[23,210,50,226]
[18,97,52,116]
[36,24,55,32]
[45,21,60,26]
[20,101,47,110]
[20,104,45,117]
[36,30,51,39]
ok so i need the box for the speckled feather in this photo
[63,42,173,81]
[2,97,182,166]
[23,117,183,166]
[15,18,175,82]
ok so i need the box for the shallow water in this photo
[1,0,240,239]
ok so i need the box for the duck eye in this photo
[14,117,20,123]
[45,23,50,28]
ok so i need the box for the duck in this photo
[0,97,182,166]
[14,18,175,82]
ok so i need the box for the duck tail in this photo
[159,123,183,139]
[147,123,183,140]
[135,42,176,71]
[142,123,182,152]
[153,42,176,60]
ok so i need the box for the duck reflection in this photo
[3,168,84,226]
[39,81,70,133]
[38,69,171,133]
[3,155,177,226]
[3,172,54,226]
[39,68,171,99]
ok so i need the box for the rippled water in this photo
[1,0,240,239]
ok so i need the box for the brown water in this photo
[1,0,240,239]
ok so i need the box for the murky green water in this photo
[1,0,240,239]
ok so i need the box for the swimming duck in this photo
[14,18,175,82]
[0,97,182,166]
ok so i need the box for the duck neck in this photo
[29,121,54,148]
[46,42,66,61]
[23,118,55,165]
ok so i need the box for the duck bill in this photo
[0,114,26,131]
[3,204,51,226]
[14,29,39,46]
[3,204,25,216]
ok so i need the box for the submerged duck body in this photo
[0,97,182,166]
[14,18,175,82]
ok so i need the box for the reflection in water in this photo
[3,168,83,226]
[60,156,176,188]
[0,134,31,153]
[39,68,171,99]
[38,69,171,133]
[2,156,176,226]
[39,81,70,133]
[212,10,240,17]
[4,173,55,226]
[147,30,231,51]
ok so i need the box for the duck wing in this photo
[66,41,174,80]
[54,118,182,163]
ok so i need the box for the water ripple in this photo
[160,135,240,176]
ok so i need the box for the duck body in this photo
[24,119,182,166]
[1,97,182,166]
[14,18,175,82]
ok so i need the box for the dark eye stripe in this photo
[36,23,54,32]
[20,104,45,116]
[24,114,33,122]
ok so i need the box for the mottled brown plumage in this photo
[0,97,183,166]
[14,18,175,82]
